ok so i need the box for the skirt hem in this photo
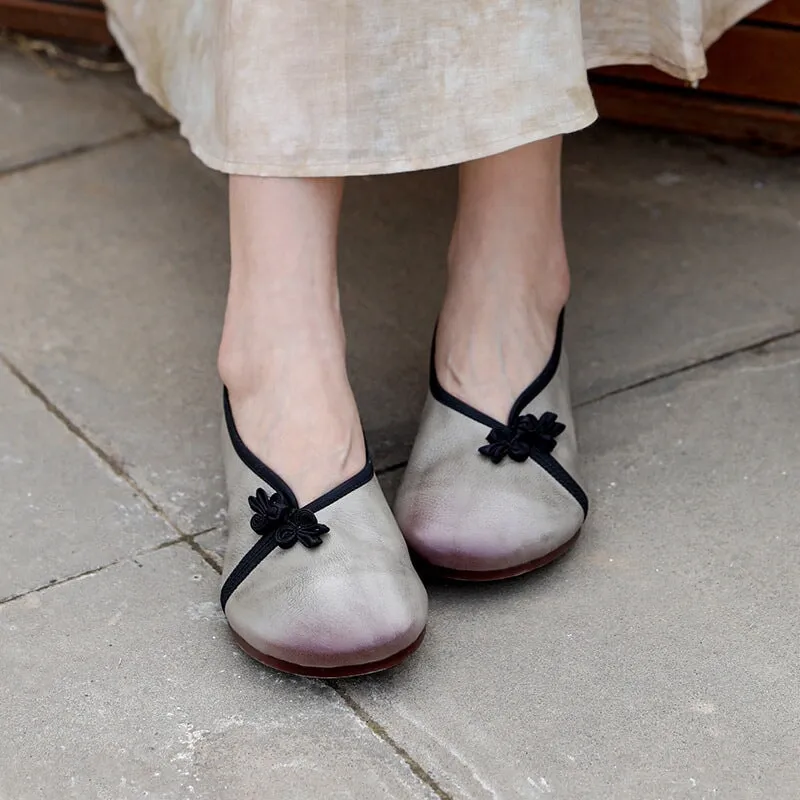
[109,10,597,177]
[110,0,769,177]
[585,0,770,81]
[185,110,600,177]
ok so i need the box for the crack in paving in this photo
[187,524,225,539]
[574,324,800,410]
[331,685,454,800]
[0,522,229,607]
[0,536,186,606]
[0,127,154,180]
[0,563,115,606]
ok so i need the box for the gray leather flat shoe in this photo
[394,311,588,580]
[219,391,428,677]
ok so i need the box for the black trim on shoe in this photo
[429,337,500,430]
[223,388,374,514]
[507,311,563,423]
[426,309,587,518]
[221,536,279,611]
[220,388,375,611]
[224,388,298,506]
[528,449,589,517]
[220,496,330,611]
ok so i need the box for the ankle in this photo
[219,324,365,502]
[218,313,347,395]
[445,240,570,320]
[438,249,568,346]
[435,250,570,418]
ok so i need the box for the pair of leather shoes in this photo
[219,312,587,677]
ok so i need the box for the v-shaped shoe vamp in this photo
[394,314,587,579]
[220,392,428,675]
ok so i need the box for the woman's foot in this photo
[219,175,366,504]
[219,328,366,506]
[218,175,427,676]
[395,136,587,579]
[435,136,569,422]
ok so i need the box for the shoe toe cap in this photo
[226,566,427,670]
[399,475,583,573]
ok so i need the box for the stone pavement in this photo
[1,44,799,800]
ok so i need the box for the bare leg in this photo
[436,136,570,420]
[218,175,364,505]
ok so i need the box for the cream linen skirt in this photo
[106,0,768,177]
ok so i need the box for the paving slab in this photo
[0,543,438,800]
[562,125,800,402]
[344,335,800,800]
[0,360,174,600]
[0,134,231,534]
[339,170,449,464]
[107,67,178,129]
[565,121,800,225]
[378,467,406,506]
[0,45,146,173]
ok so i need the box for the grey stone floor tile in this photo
[339,170,449,463]
[378,467,405,506]
[0,360,174,600]
[562,126,800,402]
[564,122,800,226]
[0,544,438,800]
[0,134,230,534]
[0,45,146,173]
[344,335,800,800]
[108,68,178,129]
[564,189,796,402]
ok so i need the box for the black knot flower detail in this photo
[248,487,290,533]
[248,488,329,549]
[274,509,329,550]
[478,411,566,464]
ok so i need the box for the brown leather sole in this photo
[412,529,581,582]
[230,627,426,678]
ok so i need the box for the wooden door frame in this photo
[0,0,112,45]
